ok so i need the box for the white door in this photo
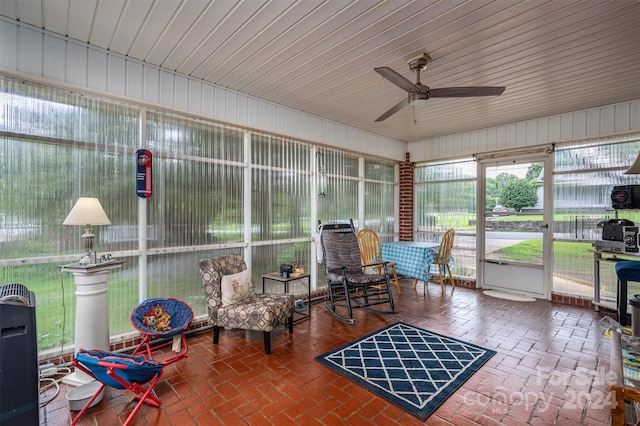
[478,154,552,299]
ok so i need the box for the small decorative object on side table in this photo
[262,271,311,323]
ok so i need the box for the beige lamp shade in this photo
[63,197,111,226]
[624,151,640,175]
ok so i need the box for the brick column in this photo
[399,152,414,241]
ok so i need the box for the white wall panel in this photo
[188,79,202,114]
[107,55,126,96]
[0,20,17,71]
[126,61,143,101]
[615,103,630,133]
[256,99,268,130]
[505,124,516,148]
[247,97,258,128]
[560,113,573,140]
[600,105,615,135]
[537,119,549,143]
[214,86,226,121]
[43,36,65,81]
[226,91,237,124]
[410,99,640,162]
[297,111,309,140]
[477,129,488,152]
[306,114,316,142]
[18,27,42,76]
[143,66,159,104]
[572,111,586,139]
[494,126,505,149]
[68,43,89,87]
[236,93,248,126]
[1,19,417,161]
[586,108,600,136]
[525,121,537,145]
[461,133,471,153]
[283,107,293,136]
[515,123,527,146]
[267,103,278,132]
[324,121,334,147]
[486,128,496,150]
[159,70,174,107]
[632,102,640,130]
[87,49,106,91]
[174,75,188,111]
[276,106,286,134]
[548,116,561,141]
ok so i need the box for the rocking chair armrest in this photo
[361,261,386,269]
[327,266,347,274]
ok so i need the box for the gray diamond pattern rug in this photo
[315,322,496,420]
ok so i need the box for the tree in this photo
[500,180,538,212]
[486,172,518,210]
[525,163,544,182]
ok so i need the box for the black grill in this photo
[0,283,35,306]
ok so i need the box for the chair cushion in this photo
[130,298,194,338]
[221,269,254,306]
[217,293,295,331]
[616,261,640,282]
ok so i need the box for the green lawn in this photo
[494,239,594,283]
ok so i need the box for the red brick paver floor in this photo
[39,279,615,425]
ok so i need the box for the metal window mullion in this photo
[138,109,148,302]
[244,130,252,270]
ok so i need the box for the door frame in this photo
[476,151,554,299]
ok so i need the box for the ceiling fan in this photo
[374,53,505,122]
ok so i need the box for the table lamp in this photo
[63,197,111,263]
[624,151,640,174]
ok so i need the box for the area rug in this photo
[315,322,496,420]
[483,290,536,302]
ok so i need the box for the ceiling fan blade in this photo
[429,87,505,97]
[375,99,409,122]
[374,67,417,93]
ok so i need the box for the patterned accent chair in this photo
[198,254,295,354]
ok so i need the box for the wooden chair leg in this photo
[438,265,445,292]
[447,264,455,288]
[413,278,428,294]
[288,315,294,333]
[263,331,271,354]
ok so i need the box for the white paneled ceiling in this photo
[1,0,639,143]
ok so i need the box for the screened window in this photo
[415,159,477,277]
[0,75,398,356]
[553,138,640,298]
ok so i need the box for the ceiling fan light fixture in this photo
[409,92,428,106]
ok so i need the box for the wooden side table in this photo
[262,272,311,322]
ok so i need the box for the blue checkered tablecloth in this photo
[381,242,450,282]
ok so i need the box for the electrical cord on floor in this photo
[58,267,68,357]
[38,366,71,408]
[37,269,72,409]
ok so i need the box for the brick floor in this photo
[39,279,615,425]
